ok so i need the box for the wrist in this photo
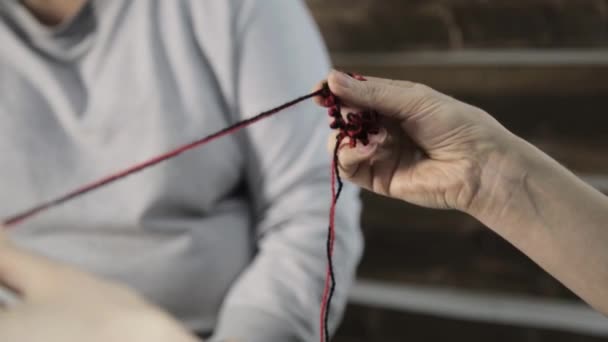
[465,132,537,227]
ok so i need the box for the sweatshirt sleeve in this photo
[209,1,363,341]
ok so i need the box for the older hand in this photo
[318,70,518,214]
[0,236,199,342]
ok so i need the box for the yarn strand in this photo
[319,74,378,342]
[320,134,344,342]
[1,80,378,342]
[2,89,324,227]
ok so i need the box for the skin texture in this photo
[318,70,608,315]
[21,0,86,26]
[4,1,608,332]
[0,2,204,341]
[318,73,510,212]
[0,232,200,342]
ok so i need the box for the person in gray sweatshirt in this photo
[0,1,363,341]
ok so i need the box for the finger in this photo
[311,80,330,107]
[314,74,420,106]
[328,128,388,180]
[356,75,418,89]
[312,74,417,108]
[0,242,61,299]
[0,230,23,305]
[363,75,456,102]
[313,76,418,108]
[328,134,372,180]
[327,70,434,119]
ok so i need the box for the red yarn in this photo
[2,90,324,227]
[319,74,379,342]
[319,133,343,342]
[2,74,379,342]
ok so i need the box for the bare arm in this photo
[319,70,608,313]
[472,134,608,313]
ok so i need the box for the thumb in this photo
[0,240,59,299]
[328,132,382,180]
[327,70,431,119]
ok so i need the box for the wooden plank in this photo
[347,280,608,336]
[463,96,608,141]
[532,140,608,174]
[582,174,608,192]
[308,1,608,51]
[357,233,574,300]
[336,304,608,342]
[334,50,608,66]
[331,51,608,96]
[358,164,608,299]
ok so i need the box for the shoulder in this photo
[184,0,310,29]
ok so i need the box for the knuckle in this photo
[396,85,428,113]
[386,79,405,87]
[397,80,417,88]
[411,82,434,97]
[366,83,391,104]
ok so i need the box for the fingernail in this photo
[356,142,377,155]
[346,72,367,81]
[368,127,387,144]
[332,70,353,89]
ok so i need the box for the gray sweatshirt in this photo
[0,0,362,341]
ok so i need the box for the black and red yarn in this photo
[2,73,379,342]
[318,74,380,342]
[2,90,324,227]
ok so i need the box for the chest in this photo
[0,10,243,229]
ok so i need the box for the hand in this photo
[317,70,518,213]
[0,236,199,342]
[316,71,608,316]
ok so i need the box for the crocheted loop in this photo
[320,81,380,148]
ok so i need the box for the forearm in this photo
[472,134,608,312]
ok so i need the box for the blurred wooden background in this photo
[306,1,608,341]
